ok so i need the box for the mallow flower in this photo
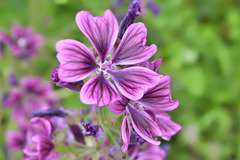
[3,76,57,125]
[56,9,161,106]
[0,24,44,58]
[23,117,61,160]
[108,59,179,152]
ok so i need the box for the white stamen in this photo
[17,38,27,48]
[138,103,144,111]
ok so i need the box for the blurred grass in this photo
[0,0,239,159]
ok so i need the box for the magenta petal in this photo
[127,103,162,145]
[111,22,157,65]
[121,115,131,153]
[156,112,182,141]
[138,76,179,112]
[30,117,53,137]
[31,135,54,160]
[80,72,119,106]
[56,39,98,82]
[76,10,118,63]
[108,95,128,115]
[11,24,31,39]
[108,66,162,100]
[139,58,163,73]
[0,31,10,43]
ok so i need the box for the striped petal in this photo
[76,10,119,63]
[108,95,128,115]
[108,66,162,100]
[56,39,98,82]
[127,103,161,145]
[121,115,131,153]
[138,76,179,111]
[80,72,119,106]
[111,22,157,65]
[156,112,182,141]
[139,58,163,73]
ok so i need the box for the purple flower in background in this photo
[23,117,61,160]
[147,1,161,15]
[6,129,26,152]
[0,24,44,58]
[51,66,84,91]
[4,77,57,125]
[82,122,104,139]
[56,9,160,106]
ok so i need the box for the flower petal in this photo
[138,76,179,111]
[76,10,119,63]
[139,58,162,73]
[111,22,157,65]
[80,72,119,106]
[69,124,85,144]
[121,115,131,153]
[127,103,162,145]
[108,66,162,100]
[108,95,128,115]
[11,24,32,40]
[56,39,99,82]
[31,135,54,160]
[156,113,182,141]
[30,117,53,137]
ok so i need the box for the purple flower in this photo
[23,117,61,160]
[109,74,179,152]
[82,122,104,139]
[147,1,161,15]
[6,129,26,152]
[0,24,44,58]
[56,9,160,106]
[51,67,84,91]
[4,77,57,124]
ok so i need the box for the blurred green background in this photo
[0,0,239,159]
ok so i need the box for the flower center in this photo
[17,37,27,48]
[96,60,114,78]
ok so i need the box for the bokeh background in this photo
[0,0,239,159]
